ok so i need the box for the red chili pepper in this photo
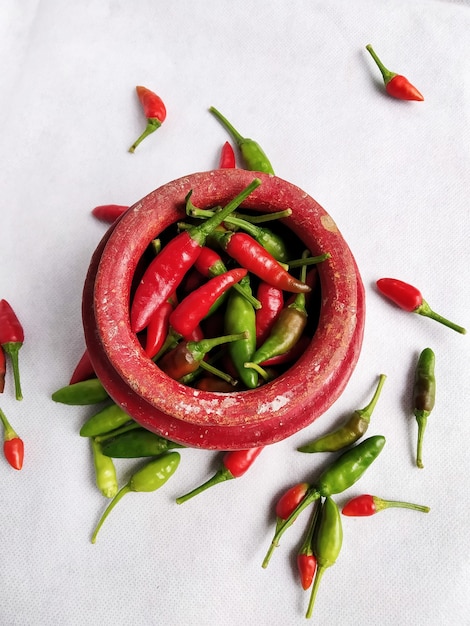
[376,278,466,334]
[215,231,311,294]
[69,349,95,385]
[365,45,424,101]
[194,376,235,392]
[0,407,24,470]
[297,502,321,590]
[275,482,310,521]
[129,85,167,153]
[130,178,261,332]
[0,347,5,393]
[91,204,128,223]
[175,447,263,503]
[144,297,176,359]
[169,268,247,339]
[219,141,236,168]
[255,282,284,346]
[0,299,24,400]
[342,494,430,516]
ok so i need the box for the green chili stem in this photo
[2,342,22,400]
[262,488,320,569]
[357,374,387,423]
[305,565,326,619]
[0,407,18,440]
[244,361,270,381]
[176,468,232,504]
[209,106,245,144]
[415,411,428,469]
[129,118,161,153]
[378,498,430,513]
[287,253,331,268]
[91,484,132,543]
[365,44,395,83]
[241,209,292,223]
[417,301,466,334]
[197,360,238,385]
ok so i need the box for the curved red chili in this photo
[255,282,284,346]
[342,494,430,516]
[129,85,167,153]
[0,407,24,470]
[377,278,466,334]
[0,299,24,401]
[218,231,311,294]
[297,501,321,590]
[91,204,128,223]
[275,482,310,521]
[69,349,95,385]
[130,179,261,332]
[219,141,236,168]
[176,447,263,503]
[365,45,424,101]
[144,297,176,359]
[169,268,247,338]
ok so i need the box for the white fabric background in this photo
[1,1,469,624]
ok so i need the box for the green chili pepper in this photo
[80,403,132,438]
[91,438,118,498]
[91,451,181,543]
[52,378,109,405]
[298,374,387,453]
[262,435,385,568]
[224,275,258,389]
[413,348,436,469]
[305,497,343,619]
[209,106,275,174]
[101,429,184,458]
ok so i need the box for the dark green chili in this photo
[52,378,109,405]
[91,438,118,498]
[91,451,181,543]
[101,429,184,458]
[413,348,436,469]
[262,435,385,568]
[80,403,133,438]
[305,497,343,618]
[298,374,386,453]
[209,106,275,174]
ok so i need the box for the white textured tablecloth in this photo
[1,1,470,624]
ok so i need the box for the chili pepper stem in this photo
[262,488,320,568]
[129,118,161,153]
[416,300,466,334]
[415,411,428,469]
[244,361,270,380]
[198,360,238,385]
[377,498,430,513]
[305,565,326,619]
[91,484,131,543]
[287,253,331,268]
[365,44,395,83]
[209,106,245,145]
[357,374,387,421]
[176,468,231,504]
[0,407,18,441]
[2,342,22,400]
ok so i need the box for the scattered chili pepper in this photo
[376,278,466,334]
[52,378,109,405]
[209,106,275,174]
[91,204,128,223]
[297,501,321,590]
[413,347,436,469]
[214,230,311,294]
[101,429,184,458]
[342,494,430,516]
[305,497,343,618]
[129,85,167,153]
[365,44,424,101]
[262,435,386,568]
[0,299,24,401]
[130,178,261,332]
[144,294,177,358]
[157,332,247,381]
[69,349,95,385]
[194,246,261,309]
[176,447,263,503]
[219,141,236,168]
[255,282,284,346]
[275,482,310,532]
[0,407,24,470]
[169,268,248,338]
[193,376,235,392]
[91,438,118,498]
[91,451,181,543]
[79,403,132,438]
[224,276,258,389]
[246,253,309,370]
[298,374,387,453]
[0,347,5,393]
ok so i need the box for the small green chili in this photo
[91,438,118,499]
[413,348,436,469]
[52,378,109,405]
[80,403,132,438]
[101,429,184,458]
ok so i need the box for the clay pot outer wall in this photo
[82,170,365,450]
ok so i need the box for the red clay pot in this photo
[82,170,365,450]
